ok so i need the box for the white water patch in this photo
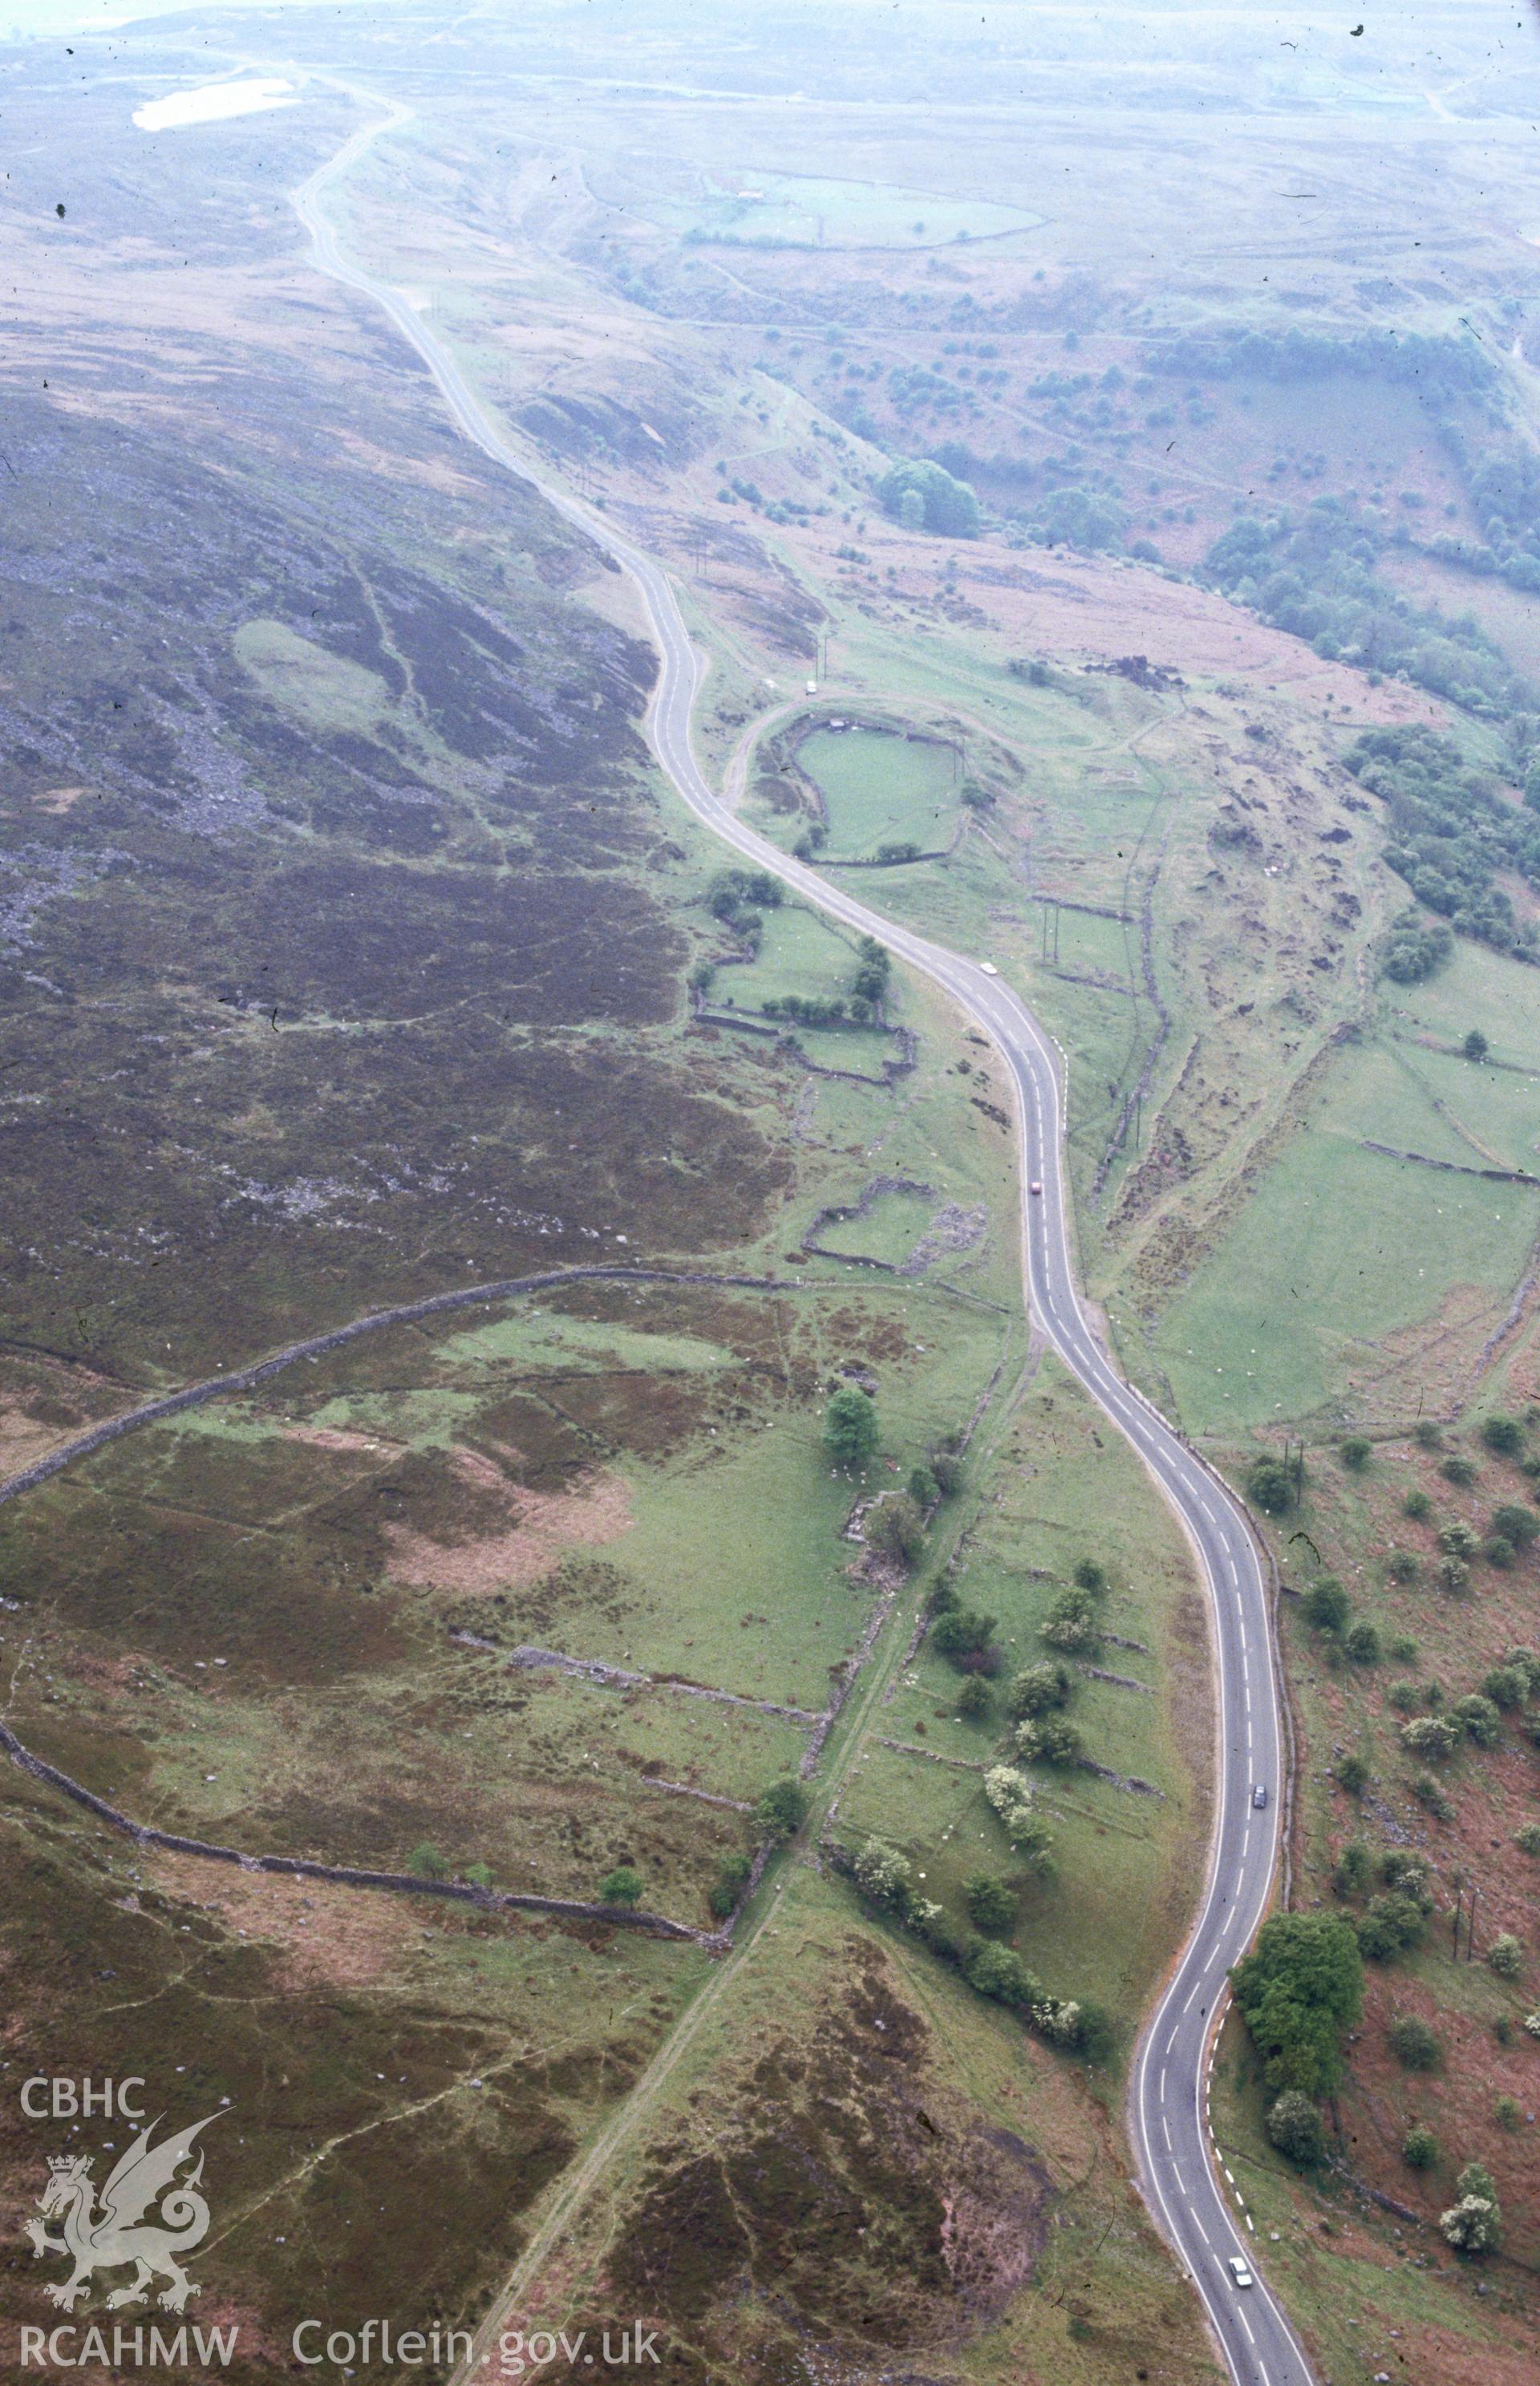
[132,77,296,132]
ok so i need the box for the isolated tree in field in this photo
[1014,1713,1082,1767]
[1401,1714,1460,1763]
[825,1385,878,1468]
[598,1865,644,1909]
[1072,1556,1108,1593]
[408,1842,448,1880]
[1481,1411,1523,1455]
[1302,1576,1351,1632]
[964,1871,1018,1936]
[1402,2123,1439,2170]
[954,1674,993,1721]
[756,1777,810,1840]
[1441,2163,1502,2254]
[1490,1503,1538,1548]
[932,1606,999,1662]
[1266,2090,1327,2169]
[1340,1435,1372,1471]
[1388,2014,1441,2071]
[1335,1754,1369,1796]
[1344,1621,1380,1666]
[1248,1455,1299,1515]
[1487,1932,1523,1980]
[1332,1840,1372,1898]
[1463,1029,1489,1062]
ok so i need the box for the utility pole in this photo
[1466,1883,1477,1962]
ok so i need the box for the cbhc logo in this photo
[20,2078,147,2119]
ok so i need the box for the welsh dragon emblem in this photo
[25,2112,221,2313]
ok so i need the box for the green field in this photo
[798,724,960,854]
[652,172,1044,251]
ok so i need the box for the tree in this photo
[1452,1693,1502,1747]
[825,1385,878,1468]
[964,1938,1033,2006]
[908,1464,938,1507]
[1388,2015,1441,2071]
[1441,1455,1477,1487]
[757,1778,810,1840]
[1333,1840,1372,1898]
[955,1674,993,1721]
[1491,1502,1538,1547]
[877,457,981,538]
[933,1606,999,1662]
[1441,2165,1502,2253]
[1402,2123,1439,2170]
[1014,1714,1082,1767]
[1439,1516,1478,1556]
[964,1872,1018,1936]
[1072,1557,1108,1593]
[408,1842,448,1880]
[1344,1621,1381,1666]
[1007,1660,1073,1719]
[1266,2091,1327,2169]
[1302,1576,1351,1632]
[853,1839,911,1906]
[1403,1487,1433,1520]
[1487,1932,1523,1980]
[1437,1556,1471,1598]
[598,1865,645,1908]
[1335,1754,1369,1796]
[1248,1455,1299,1515]
[1357,1892,1429,1962]
[865,1491,925,1563]
[1463,1029,1490,1062]
[929,1449,963,1495]
[1481,1412,1523,1455]
[708,1850,752,1918]
[1340,1435,1372,1471]
[1231,1913,1364,2099]
[1040,1585,1100,1653]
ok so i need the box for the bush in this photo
[1482,1666,1529,1711]
[598,1865,645,1908]
[1485,1534,1517,1569]
[1415,1420,1444,1449]
[1441,2169,1502,2254]
[1403,1488,1433,1520]
[825,1385,878,1467]
[408,1843,448,1879]
[1439,1516,1479,1556]
[1387,1679,1424,1712]
[933,1606,999,1662]
[1014,1713,1083,1767]
[708,1850,754,1917]
[1491,1501,1538,1547]
[1358,1892,1429,1962]
[964,1938,1034,2006]
[929,1450,963,1496]
[1302,1575,1351,1631]
[1515,1821,1540,1856]
[1402,2123,1439,2170]
[756,1777,810,1840]
[1488,1932,1523,1980]
[1452,1693,1502,1747]
[1400,1714,1460,1763]
[1388,1634,1420,1661]
[1007,1660,1073,1718]
[1340,1435,1372,1471]
[1481,1413,1524,1455]
[1386,1549,1420,1583]
[1496,2094,1522,2130]
[1442,1455,1477,1487]
[1388,2014,1441,2071]
[907,1465,938,1507]
[1345,1621,1381,1666]
[964,1871,1018,1936]
[955,1675,993,1721]
[1267,2090,1328,2167]
[1072,1557,1108,1592]
[877,457,981,538]
[1437,1556,1472,1598]
[1248,1455,1299,1514]
[865,1491,926,1564]
[464,1861,492,1889]
[1332,1840,1372,1898]
[1040,1585,1101,1653]
[1335,1754,1370,1795]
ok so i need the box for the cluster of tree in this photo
[982,1762,1055,1868]
[1205,501,1530,736]
[1149,325,1495,402]
[1247,1450,1303,1515]
[1231,1911,1364,2104]
[1007,1653,1083,1767]
[845,1836,1108,2056]
[931,1597,1003,1675]
[1038,1556,1111,1655]
[1298,1573,1383,1671]
[1380,905,1454,985]
[707,866,784,960]
[825,1383,880,1468]
[876,456,981,538]
[1344,724,1540,958]
[1461,445,1540,594]
[1020,485,1128,553]
[764,934,892,1028]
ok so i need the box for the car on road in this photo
[1029,1181,1044,1196]
[1252,1783,1268,1810]
[1227,2255,1254,2289]
[979,961,999,976]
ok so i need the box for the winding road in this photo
[293,95,1312,2386]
